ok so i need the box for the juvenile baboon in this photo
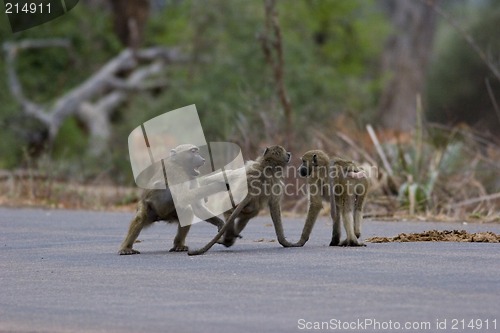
[188,145,301,255]
[296,150,369,247]
[217,146,286,248]
[118,144,225,255]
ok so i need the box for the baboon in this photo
[118,144,225,255]
[217,146,285,248]
[188,145,301,255]
[296,150,369,247]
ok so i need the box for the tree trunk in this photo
[378,0,438,132]
[110,0,150,49]
[260,0,294,150]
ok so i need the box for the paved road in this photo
[0,207,499,333]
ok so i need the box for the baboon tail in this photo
[188,196,252,256]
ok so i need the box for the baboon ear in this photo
[312,154,318,165]
[264,147,269,155]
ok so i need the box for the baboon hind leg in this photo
[119,202,152,255]
[354,194,366,239]
[218,217,236,247]
[339,198,365,247]
[235,213,256,235]
[170,224,191,252]
[329,204,342,246]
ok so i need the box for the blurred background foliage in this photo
[0,0,390,174]
[427,1,500,130]
[0,0,499,217]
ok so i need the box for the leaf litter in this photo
[366,230,500,243]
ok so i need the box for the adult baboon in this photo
[296,150,369,247]
[118,144,225,255]
[188,145,301,255]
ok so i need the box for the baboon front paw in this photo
[339,239,366,247]
[355,232,361,238]
[118,248,140,255]
[169,245,189,252]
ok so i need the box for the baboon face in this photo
[170,144,206,176]
[298,151,323,177]
[263,145,291,166]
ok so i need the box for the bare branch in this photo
[76,60,167,155]
[420,0,500,82]
[366,124,394,177]
[3,39,182,155]
[448,191,500,208]
[48,49,138,137]
[485,78,500,125]
[3,38,71,51]
[117,60,165,99]
[3,39,72,127]
[135,47,187,63]
[335,132,377,166]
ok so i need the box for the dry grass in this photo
[1,120,499,223]
[304,115,500,223]
[0,172,139,211]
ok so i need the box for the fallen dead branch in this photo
[3,39,186,155]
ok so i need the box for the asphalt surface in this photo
[0,207,499,333]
